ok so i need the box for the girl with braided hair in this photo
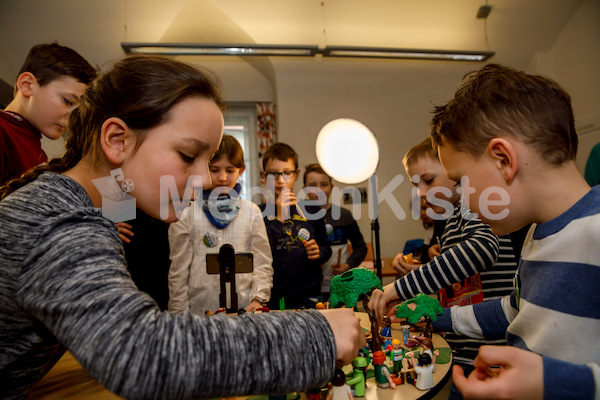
[0,55,364,400]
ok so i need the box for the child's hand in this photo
[331,262,350,275]
[303,239,320,260]
[276,188,296,221]
[116,222,134,244]
[245,299,262,313]
[319,308,366,368]
[367,284,402,325]
[453,346,543,400]
[392,252,422,277]
[428,244,441,259]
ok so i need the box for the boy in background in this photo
[429,64,599,399]
[303,163,368,300]
[261,143,331,309]
[260,143,331,309]
[1,43,96,185]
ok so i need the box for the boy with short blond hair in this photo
[1,43,96,185]
[260,143,331,309]
[371,135,519,399]
[430,64,599,399]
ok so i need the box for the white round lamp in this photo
[315,118,383,280]
[315,118,379,184]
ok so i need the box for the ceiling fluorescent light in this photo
[323,46,494,62]
[121,43,318,57]
[121,43,494,62]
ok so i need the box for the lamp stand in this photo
[371,218,383,282]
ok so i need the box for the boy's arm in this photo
[434,296,512,340]
[454,346,598,400]
[542,356,598,400]
[345,220,368,268]
[394,216,499,301]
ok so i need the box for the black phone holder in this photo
[218,244,238,313]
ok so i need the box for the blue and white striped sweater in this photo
[435,186,600,400]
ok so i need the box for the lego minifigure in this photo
[345,356,367,397]
[389,339,405,380]
[325,369,353,400]
[371,351,396,389]
[407,350,439,390]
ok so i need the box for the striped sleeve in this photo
[394,207,500,301]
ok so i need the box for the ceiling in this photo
[0,0,584,89]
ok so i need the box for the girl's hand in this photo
[453,346,543,400]
[303,239,320,260]
[319,308,366,368]
[116,222,134,243]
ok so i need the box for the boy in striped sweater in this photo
[430,64,599,399]
[371,136,519,399]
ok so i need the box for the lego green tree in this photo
[329,268,384,351]
[395,293,444,339]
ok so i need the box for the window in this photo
[223,105,259,202]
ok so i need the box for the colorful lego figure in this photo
[325,369,353,400]
[389,339,405,379]
[379,316,392,349]
[346,356,367,397]
[372,351,396,389]
[401,325,411,345]
[407,350,439,391]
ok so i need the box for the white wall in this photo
[527,0,600,174]
[276,0,600,258]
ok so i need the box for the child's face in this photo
[405,155,460,215]
[264,158,298,196]
[209,157,244,191]
[438,142,514,236]
[27,75,88,140]
[121,97,224,223]
[304,171,333,202]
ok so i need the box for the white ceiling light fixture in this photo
[121,43,319,57]
[121,43,495,62]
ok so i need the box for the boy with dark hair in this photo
[260,143,331,309]
[1,42,96,185]
[303,163,368,300]
[429,64,599,399]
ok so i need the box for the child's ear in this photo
[16,72,36,97]
[100,117,134,165]
[488,138,518,183]
[294,169,300,182]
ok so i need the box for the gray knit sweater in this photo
[0,173,336,400]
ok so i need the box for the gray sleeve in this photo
[18,216,336,399]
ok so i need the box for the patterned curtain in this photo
[256,102,277,184]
